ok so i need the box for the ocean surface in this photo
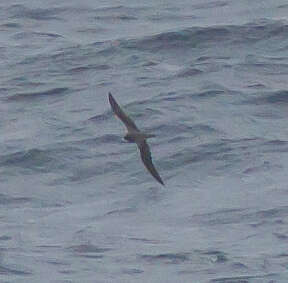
[1,0,288,282]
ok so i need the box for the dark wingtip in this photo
[108,92,115,107]
[157,176,165,186]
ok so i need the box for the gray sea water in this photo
[1,0,288,282]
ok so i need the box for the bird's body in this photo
[124,132,155,143]
[108,93,164,186]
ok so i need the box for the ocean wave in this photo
[7,4,65,21]
[122,19,288,52]
[0,193,31,206]
[140,252,190,264]
[6,87,69,102]
[241,90,288,105]
[0,148,56,170]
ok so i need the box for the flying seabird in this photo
[108,92,164,186]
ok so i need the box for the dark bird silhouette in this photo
[109,92,164,186]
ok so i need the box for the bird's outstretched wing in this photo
[138,140,164,186]
[109,93,139,132]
